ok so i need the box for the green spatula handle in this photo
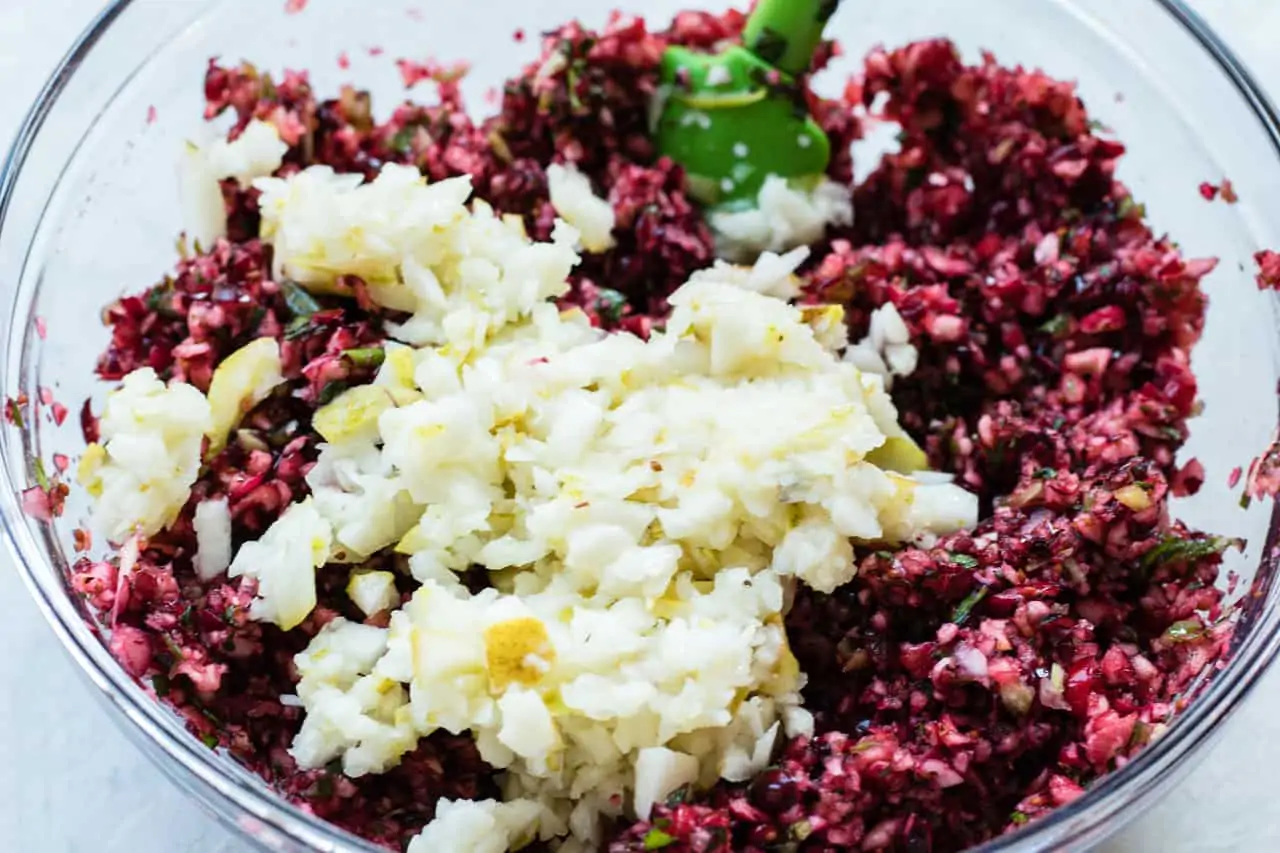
[742,0,840,77]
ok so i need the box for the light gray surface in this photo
[2,1,1280,851]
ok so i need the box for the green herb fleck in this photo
[280,279,322,318]
[790,820,814,841]
[1163,619,1206,643]
[317,381,349,406]
[145,284,173,314]
[1128,719,1152,748]
[1039,314,1070,337]
[284,315,315,341]
[342,347,386,369]
[5,398,25,430]
[258,71,277,102]
[200,732,219,749]
[565,59,587,113]
[845,259,872,283]
[1240,492,1253,510]
[391,126,416,155]
[1117,195,1146,220]
[595,288,628,325]
[664,785,691,807]
[32,458,50,491]
[950,553,980,569]
[151,673,171,697]
[1010,811,1029,825]
[1034,467,1057,480]
[1141,535,1239,570]
[643,829,676,850]
[951,586,988,626]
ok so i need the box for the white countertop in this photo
[3,1,1280,851]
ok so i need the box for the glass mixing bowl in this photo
[3,0,1280,850]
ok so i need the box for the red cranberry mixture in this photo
[56,11,1242,853]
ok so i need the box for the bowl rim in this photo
[3,1,1280,851]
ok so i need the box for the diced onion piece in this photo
[79,368,211,541]
[346,570,400,616]
[313,385,397,445]
[633,747,700,821]
[193,498,233,580]
[229,498,332,630]
[407,799,544,853]
[547,163,616,253]
[206,338,284,453]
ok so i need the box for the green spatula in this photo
[656,0,839,211]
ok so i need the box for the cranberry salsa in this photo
[42,8,1252,853]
